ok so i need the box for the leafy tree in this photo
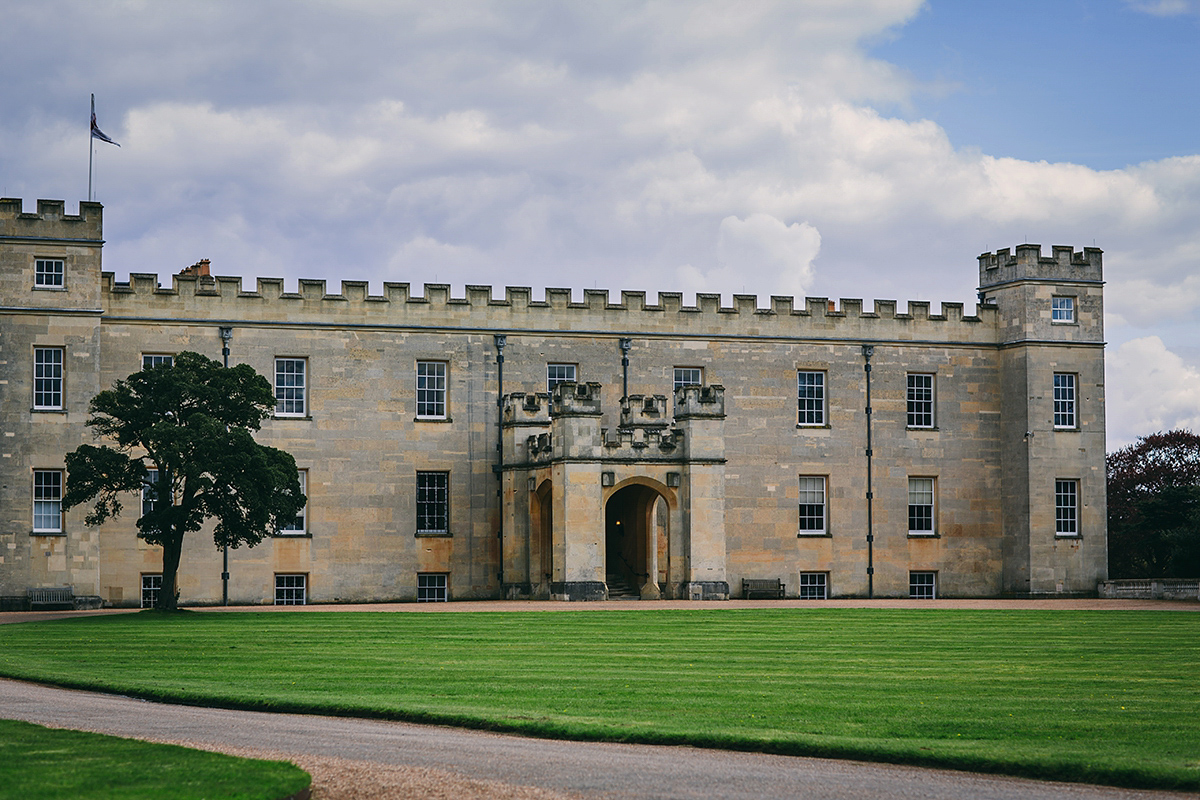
[1107,430,1200,579]
[63,351,305,609]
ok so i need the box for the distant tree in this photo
[1107,430,1200,578]
[63,352,305,609]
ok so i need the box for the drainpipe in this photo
[619,338,632,401]
[219,326,233,606]
[862,344,874,599]
[494,335,507,594]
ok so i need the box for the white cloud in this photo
[1125,0,1194,16]
[1107,337,1200,447]
[3,1,1200,445]
[677,214,820,304]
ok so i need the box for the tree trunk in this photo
[158,529,184,610]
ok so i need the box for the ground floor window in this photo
[909,571,937,599]
[275,573,307,605]
[417,572,448,602]
[141,574,162,608]
[416,471,449,534]
[798,572,828,600]
[1055,479,1079,536]
[33,469,63,533]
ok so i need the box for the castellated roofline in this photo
[101,270,994,325]
[0,198,103,240]
[978,244,1103,289]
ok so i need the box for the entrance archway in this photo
[604,483,669,600]
[530,480,554,598]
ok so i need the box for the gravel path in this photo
[2,675,1197,800]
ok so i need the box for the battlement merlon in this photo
[674,385,726,420]
[550,382,604,418]
[503,392,552,427]
[621,395,670,429]
[0,199,103,242]
[978,244,1103,290]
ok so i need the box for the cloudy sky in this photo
[2,1,1198,447]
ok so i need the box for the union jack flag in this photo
[91,110,120,147]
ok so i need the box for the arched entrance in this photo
[605,483,669,600]
[530,479,554,598]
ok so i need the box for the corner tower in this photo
[979,245,1107,595]
[0,200,106,604]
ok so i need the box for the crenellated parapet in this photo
[503,392,552,428]
[601,426,683,461]
[550,382,603,418]
[674,385,726,420]
[620,395,669,429]
[978,244,1102,290]
[0,199,103,242]
[97,264,1007,345]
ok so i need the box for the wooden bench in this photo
[27,587,75,610]
[742,578,784,599]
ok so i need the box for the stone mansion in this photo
[0,199,1107,607]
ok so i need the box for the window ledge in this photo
[797,532,832,538]
[273,532,312,539]
[1055,534,1081,540]
[414,417,453,423]
[906,426,939,432]
[273,414,312,421]
[31,408,67,414]
[31,531,66,537]
[415,532,453,538]
[796,424,831,430]
[1053,427,1080,432]
[33,286,68,292]
[908,533,940,539]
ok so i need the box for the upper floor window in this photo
[142,468,162,517]
[1055,479,1079,536]
[907,373,935,428]
[547,363,576,392]
[33,470,63,533]
[908,477,935,535]
[34,347,64,410]
[1051,296,1075,323]
[34,259,64,288]
[797,371,826,426]
[275,358,307,417]
[416,361,447,418]
[1053,373,1077,429]
[416,471,450,534]
[142,354,174,370]
[280,470,307,535]
[797,476,827,535]
[674,367,702,391]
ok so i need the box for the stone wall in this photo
[0,199,1110,603]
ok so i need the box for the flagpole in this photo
[88,94,95,202]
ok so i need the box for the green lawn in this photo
[1,609,1197,791]
[0,718,309,800]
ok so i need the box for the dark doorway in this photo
[604,483,667,599]
[531,480,553,597]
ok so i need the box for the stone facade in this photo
[0,199,1107,606]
